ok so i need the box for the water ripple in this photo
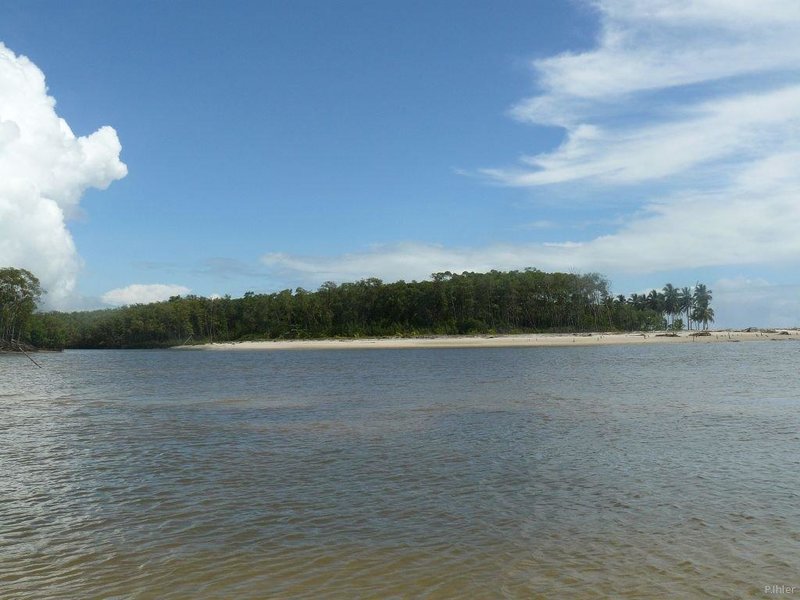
[1,344,799,598]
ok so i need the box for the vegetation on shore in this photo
[0,268,46,351]
[0,266,716,350]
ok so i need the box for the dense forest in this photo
[0,267,715,350]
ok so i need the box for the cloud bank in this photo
[261,0,800,327]
[102,283,191,306]
[0,43,127,306]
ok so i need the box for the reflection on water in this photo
[1,343,799,598]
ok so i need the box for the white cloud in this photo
[489,86,800,186]
[102,284,191,306]
[490,0,800,187]
[260,240,800,330]
[263,138,800,274]
[259,151,800,327]
[465,0,800,327]
[258,1,800,327]
[261,244,481,284]
[0,43,127,306]
[513,0,800,125]
[519,219,557,230]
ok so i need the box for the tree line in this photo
[0,268,714,348]
[624,282,714,331]
[0,266,715,350]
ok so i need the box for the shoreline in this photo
[174,329,800,351]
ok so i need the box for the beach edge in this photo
[173,329,800,351]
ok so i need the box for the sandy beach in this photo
[175,329,800,351]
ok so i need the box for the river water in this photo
[1,342,799,598]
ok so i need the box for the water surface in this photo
[1,343,799,598]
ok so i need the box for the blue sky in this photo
[2,0,799,327]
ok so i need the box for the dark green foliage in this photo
[0,267,44,348]
[626,282,714,331]
[691,283,714,330]
[19,269,714,349]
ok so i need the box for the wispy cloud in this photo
[486,85,800,187]
[194,257,269,280]
[260,153,800,285]
[511,0,800,126]
[518,219,558,230]
[487,0,800,188]
[260,1,800,326]
[102,284,191,306]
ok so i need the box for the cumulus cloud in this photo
[102,284,191,306]
[0,43,127,306]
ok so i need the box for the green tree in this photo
[693,305,715,330]
[678,286,694,330]
[662,283,679,328]
[0,267,44,346]
[693,283,712,310]
[21,269,713,348]
[646,289,664,315]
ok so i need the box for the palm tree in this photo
[693,305,715,330]
[646,289,665,328]
[693,283,712,310]
[678,286,694,330]
[629,293,646,311]
[662,283,679,328]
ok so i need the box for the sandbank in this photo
[175,329,800,351]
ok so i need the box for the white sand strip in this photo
[174,329,800,351]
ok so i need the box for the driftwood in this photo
[0,339,43,367]
[1,339,31,352]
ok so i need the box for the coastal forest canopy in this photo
[1,267,716,350]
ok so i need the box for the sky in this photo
[1,0,799,328]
